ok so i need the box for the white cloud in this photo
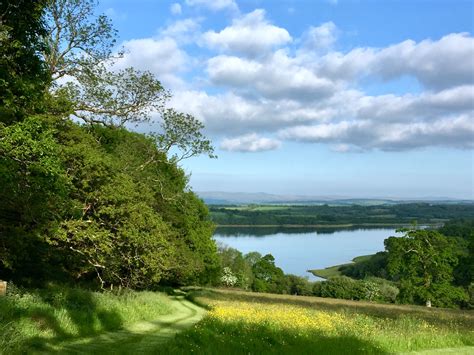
[302,22,338,51]
[207,51,337,100]
[170,3,182,15]
[185,0,238,12]
[279,113,474,151]
[161,18,201,43]
[114,37,188,89]
[317,33,474,89]
[220,133,281,152]
[119,13,474,152]
[202,9,291,57]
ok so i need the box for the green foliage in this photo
[0,284,174,353]
[217,246,254,289]
[0,116,70,283]
[286,274,313,296]
[153,108,216,162]
[43,0,117,80]
[385,229,468,307]
[439,219,474,287]
[251,254,288,293]
[210,203,474,226]
[0,116,218,288]
[0,0,49,121]
[339,252,389,279]
[312,277,400,303]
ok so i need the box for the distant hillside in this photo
[209,203,474,226]
[197,191,473,206]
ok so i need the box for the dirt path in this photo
[40,296,206,354]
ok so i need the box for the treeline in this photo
[210,203,474,226]
[0,1,218,289]
[217,245,401,303]
[218,220,474,308]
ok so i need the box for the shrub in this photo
[221,267,238,287]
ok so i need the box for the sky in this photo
[97,0,473,199]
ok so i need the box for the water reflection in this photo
[213,227,402,281]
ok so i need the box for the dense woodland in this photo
[0,0,218,289]
[210,203,474,226]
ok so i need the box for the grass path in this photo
[36,295,206,354]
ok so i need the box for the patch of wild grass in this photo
[161,289,474,354]
[0,284,174,353]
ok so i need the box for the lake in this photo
[213,226,402,281]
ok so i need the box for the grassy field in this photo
[310,254,373,279]
[2,286,473,354]
[161,288,474,354]
[0,284,176,353]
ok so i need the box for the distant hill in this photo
[197,191,473,206]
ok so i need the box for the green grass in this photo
[159,288,474,354]
[0,284,175,353]
[310,254,373,279]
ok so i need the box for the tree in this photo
[42,0,169,127]
[42,0,214,160]
[0,0,49,122]
[385,229,467,307]
[252,254,287,293]
[153,109,216,162]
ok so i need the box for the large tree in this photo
[385,228,467,307]
[41,0,214,159]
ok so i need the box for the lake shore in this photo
[215,223,425,228]
[309,255,374,279]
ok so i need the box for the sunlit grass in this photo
[0,285,175,353]
[160,289,474,354]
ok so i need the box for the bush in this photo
[286,275,312,296]
[320,276,362,300]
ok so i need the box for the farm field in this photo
[209,203,474,226]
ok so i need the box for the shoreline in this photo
[214,223,431,228]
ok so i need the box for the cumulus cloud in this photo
[317,33,474,90]
[118,11,474,152]
[185,0,238,12]
[302,22,338,51]
[207,51,337,100]
[220,133,281,152]
[170,3,182,15]
[202,9,291,57]
[114,37,188,89]
[279,114,474,151]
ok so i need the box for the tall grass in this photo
[0,284,174,353]
[160,289,474,354]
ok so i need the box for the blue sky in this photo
[98,0,473,199]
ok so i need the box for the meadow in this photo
[160,288,474,354]
[0,285,175,353]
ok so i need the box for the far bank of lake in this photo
[213,226,403,281]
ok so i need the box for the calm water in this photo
[213,226,401,281]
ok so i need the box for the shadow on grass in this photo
[0,285,124,352]
[160,317,389,355]
[42,301,202,354]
